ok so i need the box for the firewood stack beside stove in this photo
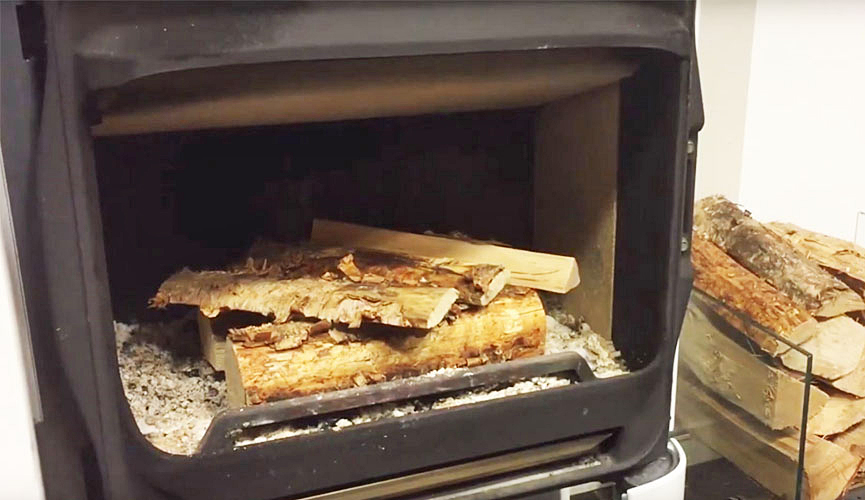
[678,195,865,500]
[151,219,580,408]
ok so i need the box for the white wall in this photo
[0,144,44,499]
[738,0,865,242]
[694,0,757,202]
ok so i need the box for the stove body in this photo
[1,2,702,499]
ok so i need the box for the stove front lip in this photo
[122,353,673,500]
[7,2,699,499]
[66,1,695,91]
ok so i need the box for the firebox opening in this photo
[91,48,671,455]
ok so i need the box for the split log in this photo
[830,358,865,398]
[310,219,580,293]
[694,196,865,317]
[809,392,865,436]
[768,222,865,296]
[224,287,546,406]
[827,344,865,397]
[197,311,227,371]
[832,422,865,490]
[833,421,865,458]
[780,317,865,380]
[681,299,828,430]
[239,243,508,306]
[196,310,268,371]
[228,319,332,351]
[677,375,861,500]
[152,270,459,329]
[691,235,817,356]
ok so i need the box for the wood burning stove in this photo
[2,2,702,499]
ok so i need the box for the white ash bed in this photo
[116,309,627,455]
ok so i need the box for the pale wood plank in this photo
[678,375,861,500]
[681,300,828,430]
[310,219,579,293]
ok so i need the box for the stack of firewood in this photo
[151,219,580,407]
[679,196,865,500]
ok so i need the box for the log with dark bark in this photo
[691,235,817,356]
[768,222,865,296]
[694,196,865,317]
[224,286,546,406]
[238,243,509,306]
[152,269,459,329]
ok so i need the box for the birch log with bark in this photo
[694,196,865,317]
[691,235,817,356]
[238,243,508,306]
[224,287,546,406]
[767,222,865,296]
[152,269,458,329]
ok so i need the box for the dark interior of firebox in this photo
[94,109,536,324]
